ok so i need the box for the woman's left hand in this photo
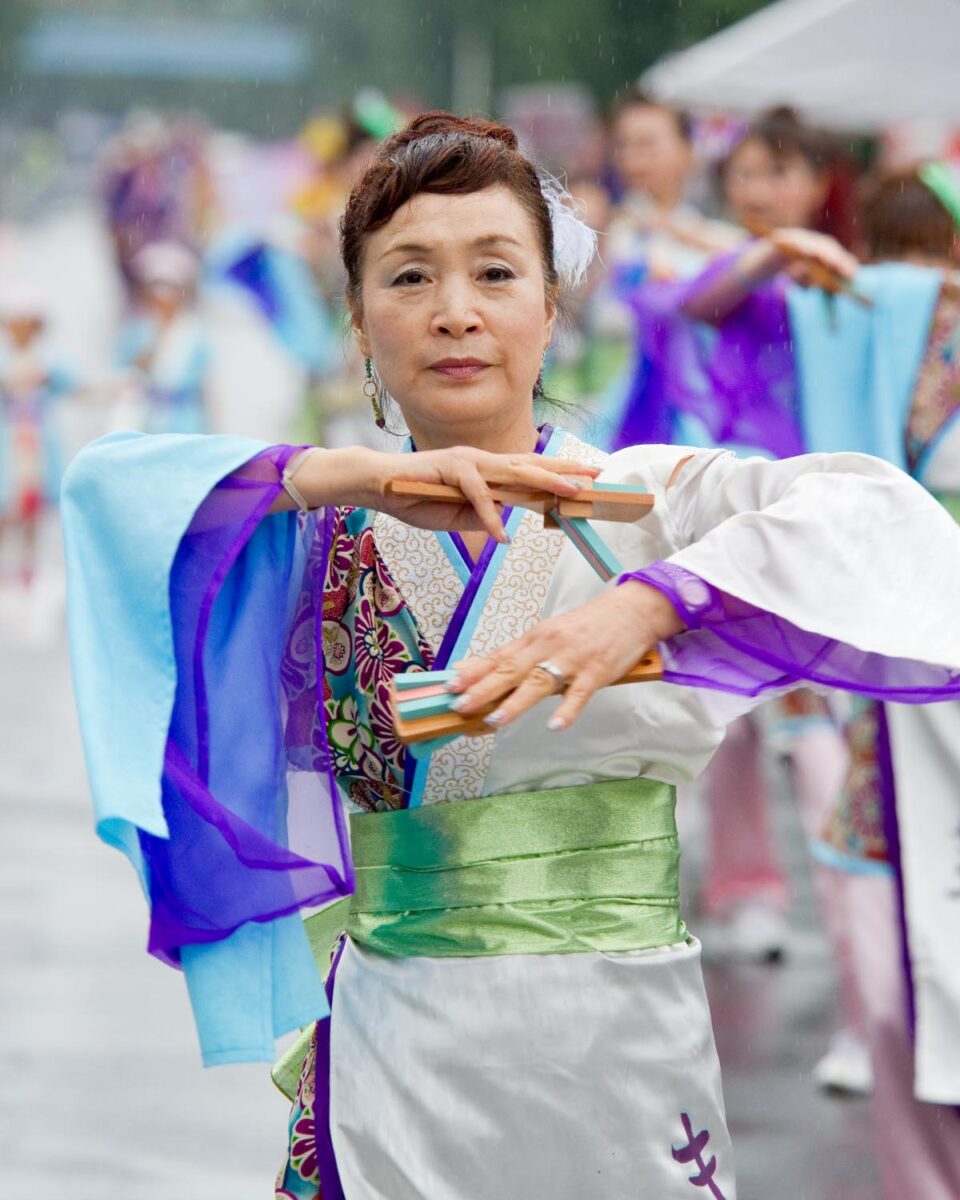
[447,581,686,732]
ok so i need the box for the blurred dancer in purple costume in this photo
[646,165,960,1198]
[611,114,849,1026]
[100,117,214,295]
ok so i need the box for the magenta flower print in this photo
[369,678,406,766]
[325,520,359,594]
[358,526,404,617]
[289,1113,319,1183]
[354,592,412,693]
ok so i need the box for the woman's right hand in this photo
[766,228,860,287]
[290,444,600,543]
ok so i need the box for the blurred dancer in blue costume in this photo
[0,284,73,585]
[62,113,960,1200]
[207,216,336,382]
[647,163,960,1199]
[116,242,209,435]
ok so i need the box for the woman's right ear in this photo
[348,301,370,359]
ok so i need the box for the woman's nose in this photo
[431,281,483,337]
[435,313,481,337]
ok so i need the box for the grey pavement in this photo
[1,618,876,1199]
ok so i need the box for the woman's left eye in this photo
[482,266,515,283]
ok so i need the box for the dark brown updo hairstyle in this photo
[340,111,557,310]
[725,106,828,177]
[861,169,958,262]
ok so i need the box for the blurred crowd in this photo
[3,87,959,586]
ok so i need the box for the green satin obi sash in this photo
[272,777,683,1098]
[347,777,683,957]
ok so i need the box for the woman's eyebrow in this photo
[381,234,524,258]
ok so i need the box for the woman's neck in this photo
[406,411,542,456]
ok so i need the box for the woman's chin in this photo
[405,385,526,432]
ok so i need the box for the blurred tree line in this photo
[0,0,772,133]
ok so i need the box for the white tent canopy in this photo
[642,0,960,132]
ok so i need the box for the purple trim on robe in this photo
[612,252,804,458]
[401,423,554,799]
[315,937,347,1200]
[314,504,353,885]
[447,530,476,571]
[141,446,353,961]
[433,532,502,668]
[619,561,960,702]
[875,703,917,1039]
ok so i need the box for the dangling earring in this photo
[364,356,386,429]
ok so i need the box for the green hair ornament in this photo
[353,88,403,142]
[919,161,960,231]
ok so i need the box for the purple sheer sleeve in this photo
[619,560,960,702]
[612,251,805,458]
[142,447,353,964]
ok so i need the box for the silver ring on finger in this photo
[532,660,571,695]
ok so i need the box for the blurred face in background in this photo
[612,104,693,209]
[3,316,44,350]
[724,136,828,230]
[141,280,191,322]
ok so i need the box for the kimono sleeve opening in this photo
[622,561,960,703]
[143,446,354,965]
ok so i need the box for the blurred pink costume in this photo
[852,870,960,1199]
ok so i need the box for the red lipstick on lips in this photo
[430,357,489,380]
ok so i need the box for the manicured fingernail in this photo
[484,709,506,727]
[450,694,471,711]
[547,716,567,732]
[445,677,465,693]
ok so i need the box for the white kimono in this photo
[62,426,960,1200]
[326,430,960,1199]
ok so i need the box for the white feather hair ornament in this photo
[539,172,598,290]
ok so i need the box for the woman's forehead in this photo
[369,187,539,259]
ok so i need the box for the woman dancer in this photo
[63,115,960,1200]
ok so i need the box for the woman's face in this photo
[353,185,555,443]
[611,105,692,207]
[724,137,827,230]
